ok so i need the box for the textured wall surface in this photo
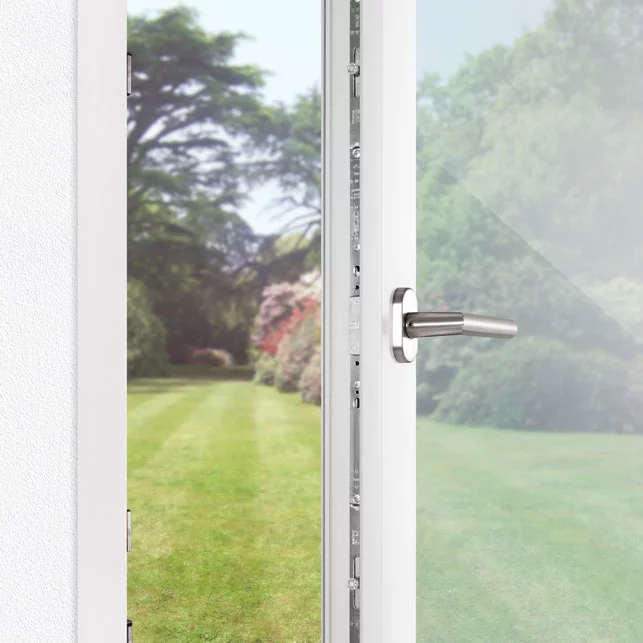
[0,0,77,639]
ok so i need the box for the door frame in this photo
[77,1,127,641]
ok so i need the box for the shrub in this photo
[127,279,169,377]
[274,303,320,393]
[435,337,640,433]
[416,340,464,415]
[253,353,277,386]
[251,273,321,392]
[300,347,322,405]
[189,347,234,368]
[251,272,321,354]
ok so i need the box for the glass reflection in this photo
[417,1,643,640]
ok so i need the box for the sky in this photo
[129,0,552,234]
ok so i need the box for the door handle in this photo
[405,312,517,340]
[392,287,517,363]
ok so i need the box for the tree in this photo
[127,279,169,377]
[415,0,643,413]
[126,8,279,364]
[263,88,322,235]
[128,7,275,228]
[417,0,643,282]
[126,8,321,369]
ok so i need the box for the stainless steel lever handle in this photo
[405,312,517,340]
[392,288,517,363]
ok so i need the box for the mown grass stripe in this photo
[128,380,215,473]
[418,420,643,642]
[128,378,321,642]
[250,385,321,642]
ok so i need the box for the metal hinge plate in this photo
[127,52,132,97]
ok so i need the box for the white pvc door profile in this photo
[325,0,417,640]
[78,2,127,642]
[359,0,417,640]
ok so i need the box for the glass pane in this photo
[126,2,322,640]
[417,2,643,640]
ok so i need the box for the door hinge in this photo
[127,52,132,97]
[127,619,133,642]
[126,509,132,552]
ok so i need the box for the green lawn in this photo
[129,376,643,642]
[418,420,643,642]
[128,374,321,642]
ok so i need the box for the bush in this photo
[250,273,321,396]
[253,353,277,386]
[416,339,464,415]
[127,279,170,377]
[435,337,640,433]
[274,304,320,393]
[300,347,322,405]
[251,273,321,354]
[189,347,234,368]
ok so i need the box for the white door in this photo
[359,0,643,641]
[357,0,417,641]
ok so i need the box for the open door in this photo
[360,0,643,641]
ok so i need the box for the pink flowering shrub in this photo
[274,301,320,393]
[251,275,318,354]
[252,273,321,404]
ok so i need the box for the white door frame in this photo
[77,1,127,641]
[360,0,417,640]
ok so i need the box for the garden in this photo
[127,0,643,640]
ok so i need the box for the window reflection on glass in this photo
[126,2,322,640]
[417,1,643,640]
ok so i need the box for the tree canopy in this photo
[127,7,321,367]
[416,0,643,411]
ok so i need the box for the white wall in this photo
[0,0,77,639]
